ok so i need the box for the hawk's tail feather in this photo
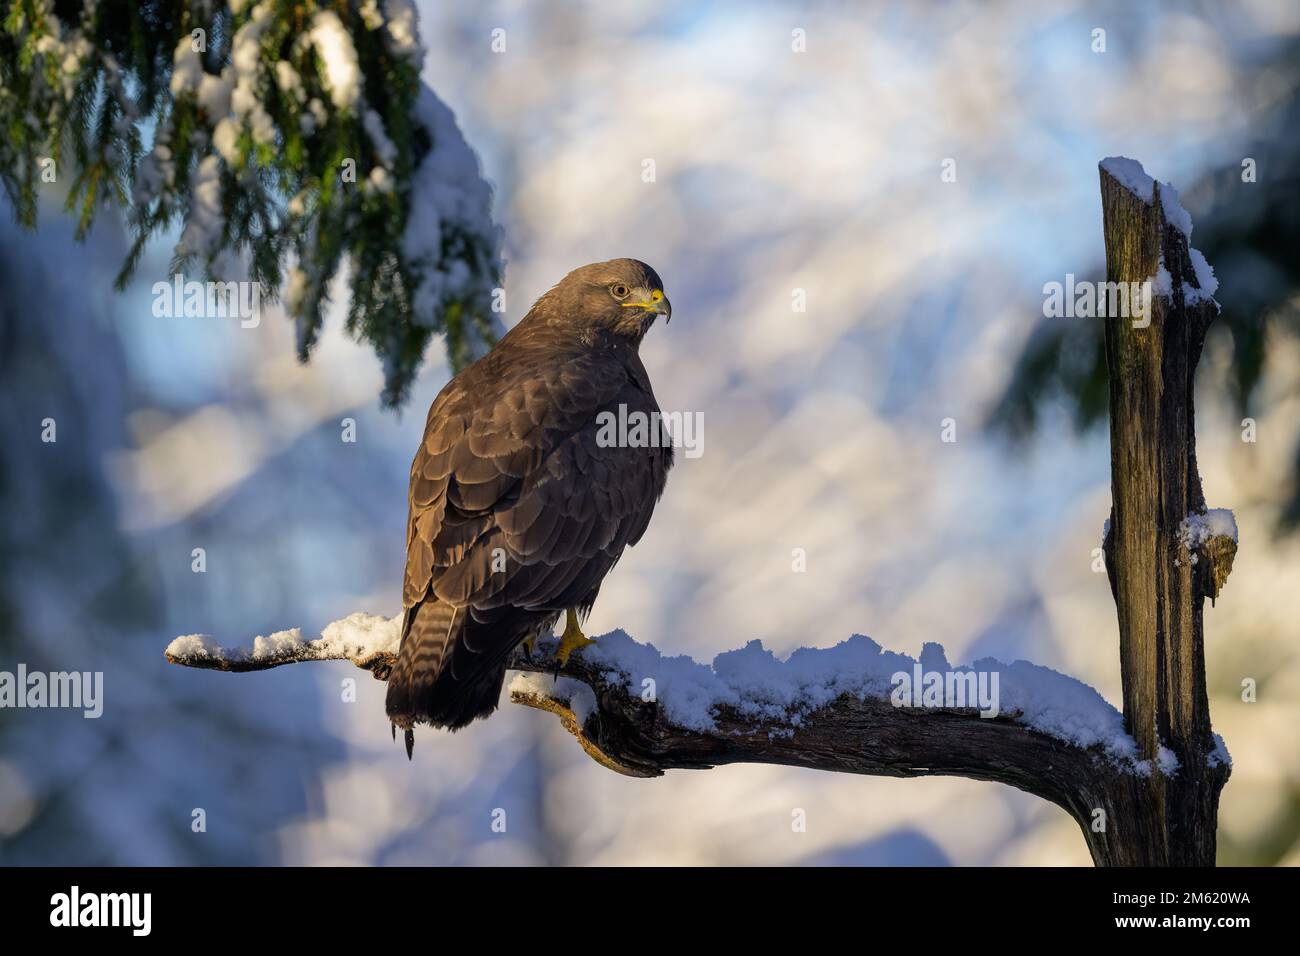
[384,600,517,742]
[385,600,458,732]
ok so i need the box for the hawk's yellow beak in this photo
[621,287,672,322]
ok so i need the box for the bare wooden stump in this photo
[1099,158,1232,864]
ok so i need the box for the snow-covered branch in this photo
[164,613,1204,865]
[165,612,403,675]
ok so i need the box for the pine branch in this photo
[0,1,501,405]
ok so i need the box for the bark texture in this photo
[1098,164,1232,865]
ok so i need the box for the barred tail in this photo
[385,599,511,752]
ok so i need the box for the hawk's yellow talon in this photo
[554,608,594,666]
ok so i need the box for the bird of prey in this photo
[385,258,674,755]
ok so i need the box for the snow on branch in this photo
[166,612,403,674]
[165,612,1182,862]
[166,614,1142,756]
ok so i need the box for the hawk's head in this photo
[543,258,671,345]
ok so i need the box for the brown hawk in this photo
[385,259,674,755]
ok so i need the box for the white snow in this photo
[1100,156,1193,237]
[507,673,597,725]
[571,629,1149,769]
[134,114,176,207]
[1208,733,1232,769]
[310,11,361,111]
[1160,185,1193,239]
[165,634,223,659]
[1185,246,1219,304]
[1156,744,1180,775]
[402,85,502,346]
[228,3,275,147]
[251,628,307,658]
[382,0,424,63]
[319,611,404,658]
[274,60,306,104]
[1147,252,1219,310]
[166,612,402,666]
[176,155,225,261]
[1179,508,1239,551]
[212,118,240,166]
[360,0,385,32]
[169,37,203,97]
[197,73,233,118]
[1101,157,1219,310]
[1101,156,1155,199]
[1152,257,1173,298]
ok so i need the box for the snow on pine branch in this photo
[0,0,501,406]
[165,611,1192,775]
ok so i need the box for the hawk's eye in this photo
[610,284,630,299]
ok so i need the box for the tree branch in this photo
[165,623,1180,865]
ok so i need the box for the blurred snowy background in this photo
[3,0,1299,865]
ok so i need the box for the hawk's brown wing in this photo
[388,334,672,731]
[405,339,670,609]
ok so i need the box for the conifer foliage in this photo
[0,1,502,405]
